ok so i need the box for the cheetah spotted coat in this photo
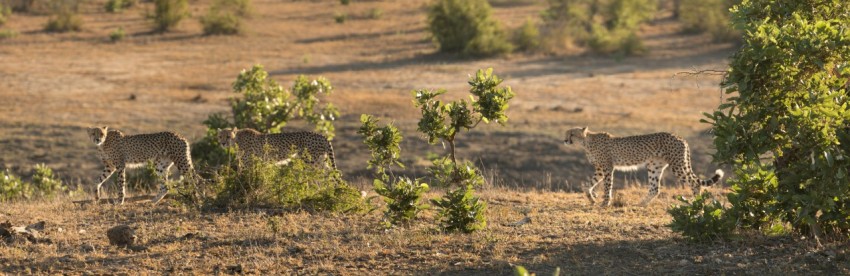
[217,127,337,169]
[564,127,723,206]
[87,126,197,205]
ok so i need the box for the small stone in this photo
[678,259,690,266]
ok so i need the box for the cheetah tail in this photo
[700,169,724,186]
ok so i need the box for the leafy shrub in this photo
[678,0,739,41]
[339,0,349,5]
[413,68,514,233]
[200,0,251,35]
[359,114,429,227]
[366,8,382,20]
[542,0,656,55]
[431,183,486,233]
[667,191,734,242]
[192,65,338,169]
[334,12,346,24]
[125,161,160,192]
[104,0,135,13]
[208,152,364,213]
[0,29,17,39]
[427,0,513,57]
[0,3,10,25]
[30,164,66,199]
[150,0,188,32]
[1,169,32,201]
[703,0,850,240]
[513,18,540,52]
[109,27,125,42]
[44,0,82,33]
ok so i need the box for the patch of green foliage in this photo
[1,165,69,201]
[667,191,734,242]
[0,3,11,25]
[413,68,514,233]
[542,0,656,56]
[109,27,125,42]
[104,0,135,13]
[359,114,429,227]
[150,0,189,32]
[200,0,251,35]
[700,0,850,240]
[427,0,513,57]
[513,17,540,52]
[678,0,739,41]
[44,0,82,33]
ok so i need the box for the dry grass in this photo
[2,187,848,274]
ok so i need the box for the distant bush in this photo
[0,29,17,39]
[200,0,251,35]
[365,8,382,20]
[542,0,656,56]
[334,12,346,24]
[0,3,10,25]
[208,153,364,213]
[678,0,739,42]
[339,0,349,5]
[667,191,734,242]
[427,0,513,57]
[104,0,135,13]
[109,27,125,42]
[150,0,188,32]
[1,165,69,201]
[513,18,540,52]
[44,0,82,32]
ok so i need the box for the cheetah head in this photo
[217,128,237,148]
[87,126,108,146]
[564,127,588,145]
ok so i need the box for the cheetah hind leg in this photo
[152,159,173,205]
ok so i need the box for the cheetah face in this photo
[564,127,588,145]
[217,128,236,148]
[87,126,108,146]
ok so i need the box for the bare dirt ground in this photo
[4,0,843,274]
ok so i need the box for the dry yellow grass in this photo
[2,187,847,274]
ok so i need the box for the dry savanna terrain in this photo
[2,0,848,274]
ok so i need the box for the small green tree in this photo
[150,0,188,32]
[192,65,338,169]
[358,114,429,227]
[200,0,251,35]
[700,0,850,240]
[427,0,513,57]
[0,169,32,201]
[30,164,67,199]
[413,68,514,233]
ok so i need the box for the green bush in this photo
[334,12,346,24]
[150,0,188,32]
[30,164,66,199]
[366,8,382,20]
[44,0,82,33]
[542,0,656,55]
[413,68,514,233]
[0,3,10,25]
[0,29,17,39]
[513,18,540,52]
[192,65,338,169]
[678,0,739,42]
[109,27,125,42]
[359,114,429,227]
[667,191,734,242]
[703,1,850,240]
[1,169,33,201]
[427,0,513,57]
[104,0,135,13]
[200,0,251,35]
[208,153,364,213]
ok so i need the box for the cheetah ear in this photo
[581,127,588,136]
[102,126,109,132]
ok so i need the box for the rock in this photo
[106,224,136,247]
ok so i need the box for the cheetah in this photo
[87,126,198,205]
[563,127,723,206]
[217,127,337,169]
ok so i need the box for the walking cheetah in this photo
[87,126,198,205]
[563,127,723,206]
[217,127,337,169]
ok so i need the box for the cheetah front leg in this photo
[115,165,127,205]
[585,167,606,204]
[94,165,116,203]
[599,168,615,207]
